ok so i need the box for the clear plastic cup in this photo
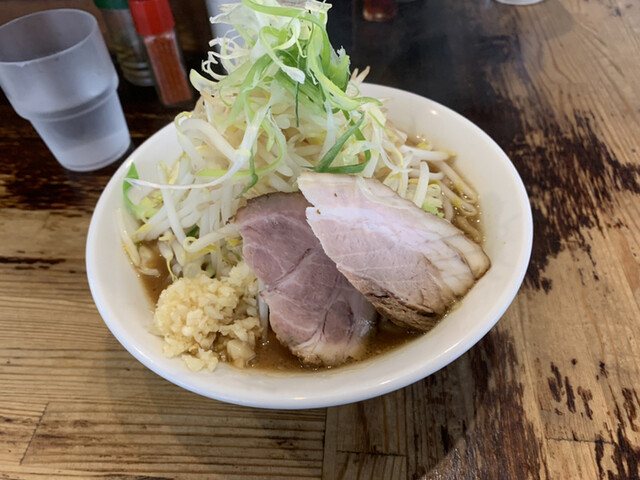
[0,9,131,172]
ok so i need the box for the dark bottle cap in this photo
[93,0,130,10]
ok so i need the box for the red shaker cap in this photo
[129,0,175,36]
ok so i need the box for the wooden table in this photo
[2,1,639,478]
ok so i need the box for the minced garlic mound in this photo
[151,261,262,371]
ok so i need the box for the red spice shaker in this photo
[129,0,192,106]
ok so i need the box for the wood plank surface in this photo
[1,0,640,479]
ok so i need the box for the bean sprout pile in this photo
[119,0,481,282]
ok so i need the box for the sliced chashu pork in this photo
[235,192,377,366]
[297,172,491,332]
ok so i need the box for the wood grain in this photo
[1,0,640,479]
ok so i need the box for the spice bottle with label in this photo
[94,0,154,86]
[129,0,192,106]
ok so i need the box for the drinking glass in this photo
[0,9,131,172]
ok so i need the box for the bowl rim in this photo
[86,83,533,409]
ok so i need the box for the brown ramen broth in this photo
[139,245,173,301]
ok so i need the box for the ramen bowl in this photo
[86,84,533,409]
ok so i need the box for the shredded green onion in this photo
[120,0,478,281]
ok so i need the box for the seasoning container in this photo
[129,0,192,106]
[93,0,154,86]
[363,0,398,22]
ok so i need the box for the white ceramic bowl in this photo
[86,84,533,409]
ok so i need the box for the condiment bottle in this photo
[129,0,193,106]
[93,0,154,86]
[363,0,398,22]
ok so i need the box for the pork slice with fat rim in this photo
[297,172,491,332]
[235,192,377,366]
